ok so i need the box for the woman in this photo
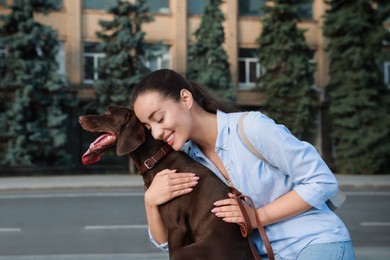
[132,69,354,259]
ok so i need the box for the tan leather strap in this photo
[138,144,173,174]
[230,187,274,260]
[238,112,268,163]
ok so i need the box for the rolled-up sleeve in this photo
[245,112,339,209]
[148,228,169,252]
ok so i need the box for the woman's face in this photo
[134,90,193,151]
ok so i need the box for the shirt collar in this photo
[182,110,230,156]
[216,110,230,151]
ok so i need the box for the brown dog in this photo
[78,106,253,260]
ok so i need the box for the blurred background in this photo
[0,1,389,259]
[0,0,389,176]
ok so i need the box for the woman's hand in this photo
[145,169,199,207]
[211,193,257,228]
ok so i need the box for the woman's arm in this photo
[257,189,311,226]
[212,189,311,227]
[212,112,337,227]
[145,169,199,244]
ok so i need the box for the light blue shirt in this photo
[149,110,351,259]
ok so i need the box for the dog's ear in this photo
[116,115,145,156]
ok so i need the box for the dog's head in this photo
[78,106,145,165]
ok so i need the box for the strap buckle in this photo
[143,157,157,170]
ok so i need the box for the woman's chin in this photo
[171,141,184,151]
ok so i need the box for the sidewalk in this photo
[0,174,389,191]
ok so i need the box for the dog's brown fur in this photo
[78,106,253,260]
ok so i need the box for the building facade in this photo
[1,0,389,163]
[0,0,334,101]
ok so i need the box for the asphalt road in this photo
[0,187,389,260]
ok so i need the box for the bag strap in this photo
[237,112,346,211]
[238,112,268,163]
[230,187,274,260]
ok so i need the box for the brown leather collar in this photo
[138,144,173,175]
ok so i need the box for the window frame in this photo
[188,0,206,15]
[148,0,170,14]
[238,56,263,90]
[56,41,66,77]
[144,44,171,71]
[238,0,266,17]
[82,0,117,10]
[83,44,105,84]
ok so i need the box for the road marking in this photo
[360,222,390,227]
[84,225,148,230]
[345,191,390,196]
[0,228,21,233]
[0,192,144,199]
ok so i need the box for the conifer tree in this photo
[94,0,153,111]
[323,0,390,174]
[0,0,76,167]
[256,0,317,140]
[187,0,234,100]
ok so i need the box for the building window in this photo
[239,0,266,17]
[384,62,390,88]
[83,43,105,84]
[148,0,169,14]
[238,49,263,90]
[83,0,117,10]
[145,45,170,71]
[83,43,170,84]
[188,0,206,15]
[297,1,313,20]
[56,41,66,77]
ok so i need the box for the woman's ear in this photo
[180,89,193,109]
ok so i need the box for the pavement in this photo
[0,173,389,260]
[0,173,389,191]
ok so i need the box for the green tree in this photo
[94,0,153,112]
[323,0,390,174]
[187,0,234,100]
[256,0,317,140]
[0,0,77,167]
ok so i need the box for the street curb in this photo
[0,174,389,191]
[336,175,390,188]
[0,175,144,191]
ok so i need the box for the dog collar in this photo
[138,144,173,175]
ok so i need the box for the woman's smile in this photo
[164,132,175,146]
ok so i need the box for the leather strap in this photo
[230,187,274,260]
[138,144,173,174]
[238,112,268,163]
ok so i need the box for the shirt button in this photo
[223,144,228,149]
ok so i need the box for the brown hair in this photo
[131,69,239,114]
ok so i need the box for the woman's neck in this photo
[189,109,218,152]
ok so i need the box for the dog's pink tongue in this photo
[81,134,114,165]
[82,150,103,165]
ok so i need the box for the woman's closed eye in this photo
[157,117,164,123]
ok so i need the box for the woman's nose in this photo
[151,127,164,140]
